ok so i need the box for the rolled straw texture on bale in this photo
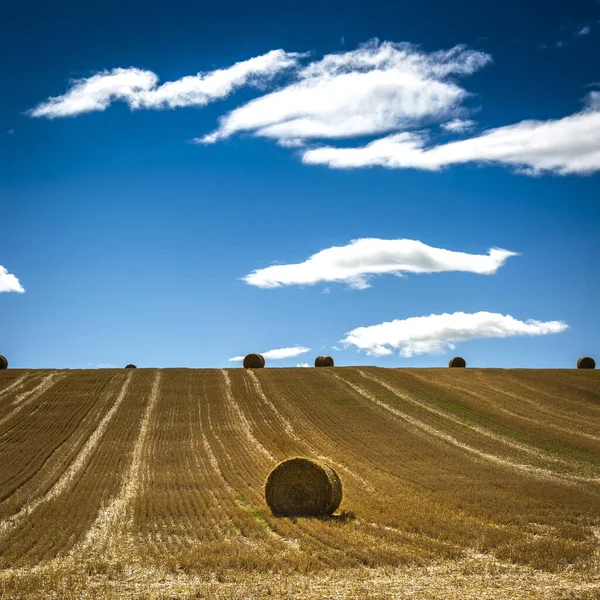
[0,355,7,370]
[448,356,466,368]
[243,354,264,369]
[125,364,137,369]
[265,458,342,517]
[314,356,326,367]
[323,356,334,367]
[577,357,596,369]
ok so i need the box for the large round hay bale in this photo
[577,357,596,369]
[323,356,334,367]
[0,355,7,370]
[449,356,466,368]
[125,364,137,369]
[314,356,326,367]
[265,457,342,517]
[243,353,264,369]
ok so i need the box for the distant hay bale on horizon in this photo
[315,356,334,367]
[577,357,596,370]
[125,364,137,369]
[265,458,342,517]
[243,353,265,369]
[449,356,466,368]
[0,355,7,370]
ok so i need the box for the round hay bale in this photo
[0,355,7,370]
[243,353,264,369]
[125,364,137,369]
[323,356,334,367]
[448,356,466,368]
[265,457,342,517]
[577,357,596,370]
[314,356,326,367]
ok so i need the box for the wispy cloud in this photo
[0,266,25,293]
[577,25,591,36]
[341,311,569,358]
[229,346,310,361]
[198,40,491,145]
[441,118,476,133]
[242,238,517,290]
[303,92,600,175]
[28,50,301,118]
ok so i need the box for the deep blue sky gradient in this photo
[1,0,599,368]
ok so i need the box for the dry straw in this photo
[449,356,467,368]
[265,457,342,517]
[243,353,265,369]
[0,355,7,370]
[315,356,334,367]
[577,357,596,370]
[125,364,137,369]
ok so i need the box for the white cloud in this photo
[341,311,569,358]
[577,25,591,36]
[229,346,310,361]
[242,238,517,290]
[302,96,600,175]
[441,118,476,133]
[0,266,25,293]
[29,50,301,118]
[296,362,310,367]
[198,40,491,144]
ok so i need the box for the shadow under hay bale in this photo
[243,353,265,369]
[265,457,342,517]
[577,357,596,370]
[125,364,137,369]
[449,356,466,368]
[0,355,7,370]
[315,356,334,367]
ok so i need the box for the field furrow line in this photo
[0,373,134,539]
[75,371,161,559]
[0,375,32,401]
[246,370,374,492]
[357,370,582,470]
[220,369,275,462]
[331,372,600,486]
[202,396,297,549]
[408,370,600,441]
[0,373,69,430]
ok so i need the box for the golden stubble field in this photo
[0,366,598,599]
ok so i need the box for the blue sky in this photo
[1,0,599,368]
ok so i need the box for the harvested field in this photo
[0,367,599,599]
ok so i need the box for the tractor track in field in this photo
[0,373,133,539]
[331,371,600,487]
